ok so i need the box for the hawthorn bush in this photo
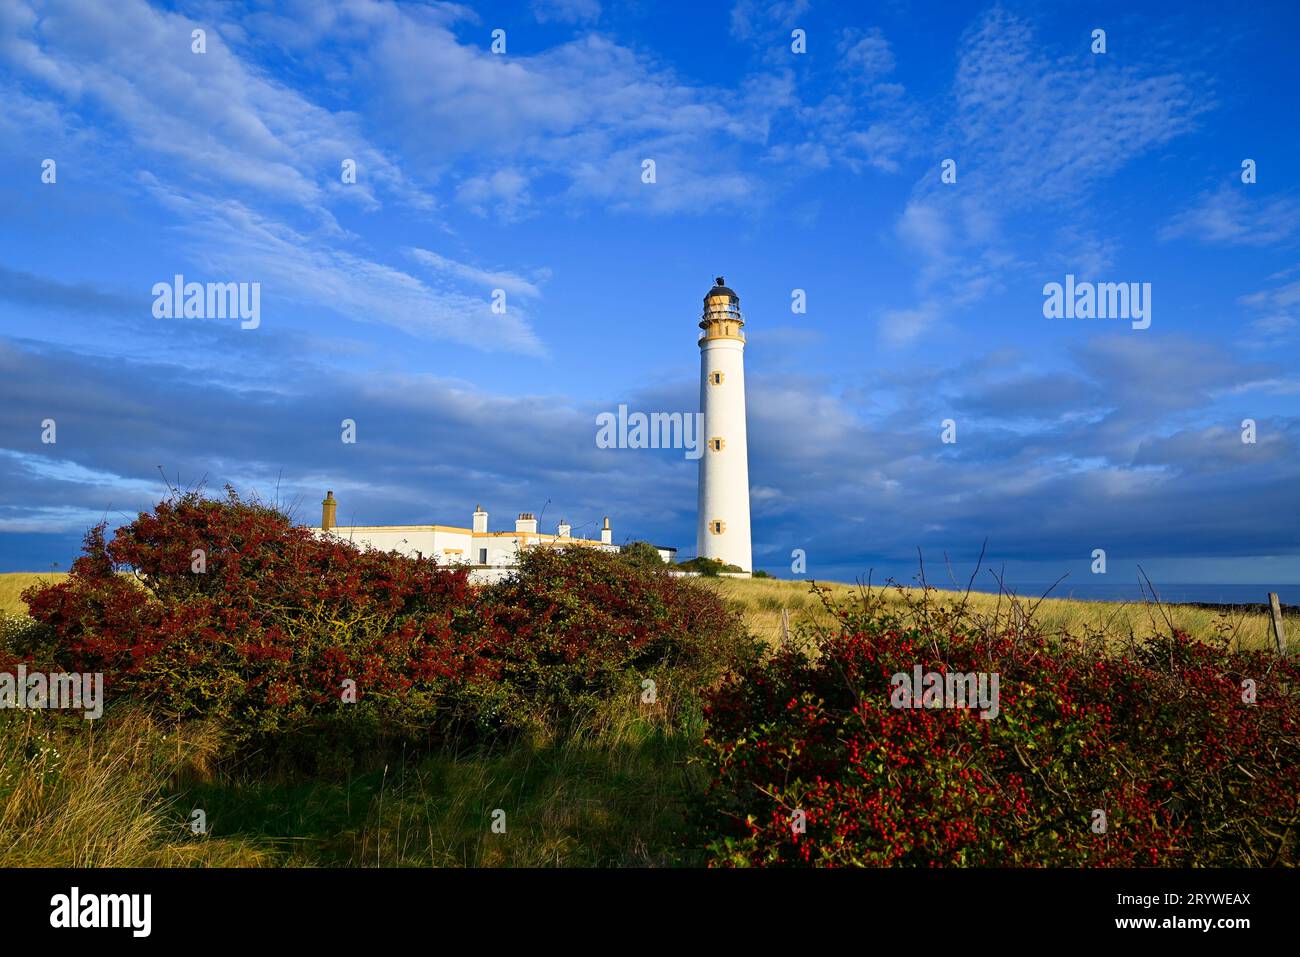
[674,557,742,577]
[618,541,665,569]
[699,586,1300,867]
[12,490,747,758]
[16,491,487,750]
[479,545,749,730]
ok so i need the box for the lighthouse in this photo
[696,276,752,573]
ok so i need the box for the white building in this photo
[316,495,676,584]
[696,277,753,573]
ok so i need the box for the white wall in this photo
[696,337,752,571]
[326,527,437,558]
[316,526,637,585]
[321,527,473,565]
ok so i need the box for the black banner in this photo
[1,867,1288,942]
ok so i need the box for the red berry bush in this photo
[481,544,749,731]
[11,491,746,757]
[699,586,1300,867]
[18,491,486,746]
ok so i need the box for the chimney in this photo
[558,519,571,539]
[473,504,488,535]
[600,516,612,545]
[321,491,337,531]
[516,512,538,535]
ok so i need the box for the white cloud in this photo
[0,449,159,494]
[407,250,545,299]
[1162,185,1300,247]
[142,176,546,355]
[838,27,895,83]
[1239,271,1300,341]
[532,0,602,24]
[729,0,810,41]
[879,6,1205,348]
[455,169,534,221]
[951,7,1204,206]
[303,8,776,215]
[0,0,434,214]
[880,302,943,348]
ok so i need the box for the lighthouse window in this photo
[710,437,725,452]
[709,520,726,535]
[710,372,724,385]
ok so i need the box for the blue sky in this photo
[1,0,1298,588]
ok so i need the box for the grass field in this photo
[0,692,704,868]
[701,575,1293,653]
[0,573,67,617]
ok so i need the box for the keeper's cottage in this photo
[316,495,674,584]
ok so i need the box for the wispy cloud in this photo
[0,0,434,215]
[407,249,546,300]
[878,5,1208,347]
[729,0,810,42]
[532,0,602,25]
[141,176,546,355]
[1162,185,1300,247]
[245,4,783,217]
[838,27,896,84]
[951,7,1205,206]
[1239,269,1300,341]
[0,0,558,355]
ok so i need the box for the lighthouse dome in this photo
[705,276,738,300]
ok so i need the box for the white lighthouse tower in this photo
[696,276,752,573]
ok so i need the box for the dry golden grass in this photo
[0,709,268,867]
[0,572,68,617]
[0,669,706,868]
[700,575,1290,653]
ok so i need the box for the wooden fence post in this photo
[1268,592,1286,656]
[780,607,790,644]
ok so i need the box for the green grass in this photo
[184,721,702,866]
[0,690,707,868]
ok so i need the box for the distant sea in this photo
[930,582,1299,607]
